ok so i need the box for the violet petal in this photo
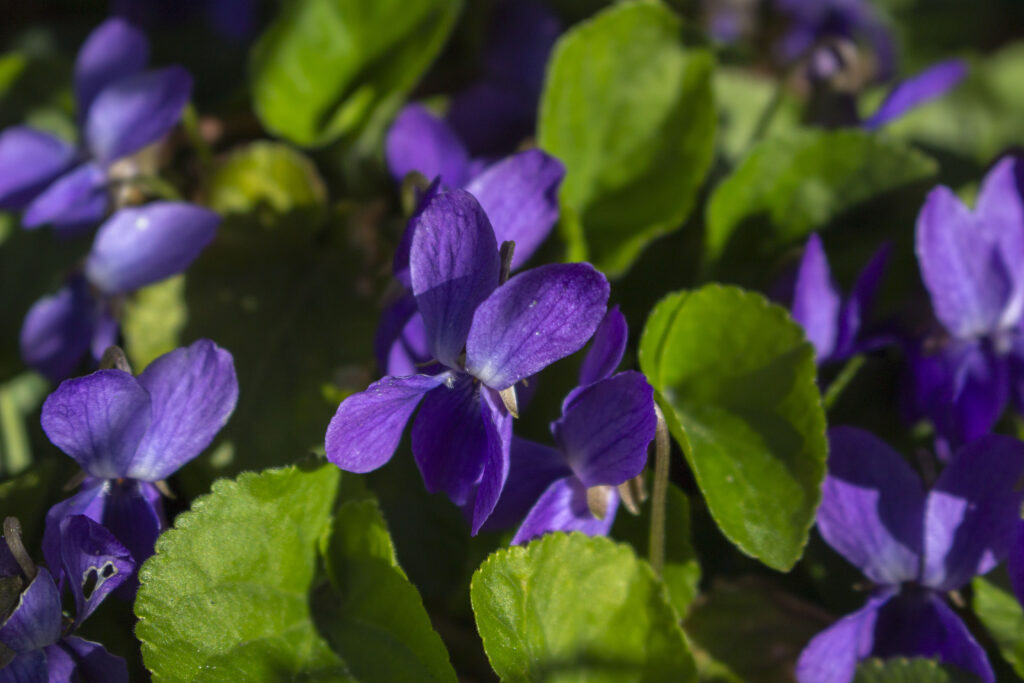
[795,593,888,683]
[863,59,968,129]
[482,437,572,532]
[74,17,150,115]
[510,476,617,545]
[59,515,135,626]
[792,234,840,362]
[0,127,75,211]
[578,305,628,386]
[385,104,471,188]
[21,162,108,234]
[0,569,62,652]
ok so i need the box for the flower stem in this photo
[3,517,35,581]
[823,354,865,411]
[649,403,670,577]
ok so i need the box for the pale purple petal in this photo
[325,374,446,473]
[466,263,610,390]
[511,476,617,545]
[385,104,471,188]
[409,190,500,368]
[578,305,628,386]
[873,592,994,683]
[552,371,655,487]
[128,339,238,480]
[85,202,220,295]
[795,594,888,683]
[482,437,572,532]
[792,234,840,362]
[916,185,1015,338]
[59,515,135,625]
[975,157,1024,326]
[0,569,62,652]
[57,636,129,683]
[463,150,564,269]
[89,311,120,362]
[470,386,512,534]
[411,374,489,506]
[922,434,1024,591]
[19,278,98,382]
[863,59,968,129]
[21,162,108,234]
[85,66,192,164]
[818,427,924,585]
[834,243,890,359]
[74,17,149,115]
[0,127,75,210]
[0,650,47,682]
[40,370,151,479]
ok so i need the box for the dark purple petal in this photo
[59,515,135,625]
[873,591,994,683]
[818,427,925,585]
[0,650,48,682]
[411,374,489,506]
[56,636,129,683]
[470,386,512,534]
[482,437,572,532]
[463,150,564,269]
[85,66,192,164]
[129,339,238,480]
[916,185,1015,338]
[795,593,888,683]
[0,569,62,652]
[74,17,149,115]
[42,482,108,585]
[325,374,446,473]
[97,479,164,579]
[446,82,535,159]
[89,311,120,362]
[85,202,220,295]
[0,127,75,210]
[409,190,500,368]
[552,371,655,488]
[510,476,617,545]
[21,163,108,234]
[483,0,560,98]
[863,59,968,129]
[392,180,441,289]
[791,234,840,362]
[40,369,151,479]
[384,105,471,188]
[579,305,628,386]
[975,157,1024,323]
[922,434,1024,591]
[466,263,610,390]
[374,296,431,377]
[19,278,98,382]
[834,243,890,359]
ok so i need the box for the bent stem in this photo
[649,403,670,577]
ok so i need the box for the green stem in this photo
[823,354,865,411]
[649,403,670,576]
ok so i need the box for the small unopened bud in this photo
[99,346,132,374]
[586,485,614,520]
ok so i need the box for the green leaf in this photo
[638,285,826,570]
[852,658,977,683]
[250,0,462,147]
[313,500,456,682]
[0,460,59,552]
[207,141,327,218]
[713,67,800,163]
[471,532,697,682]
[135,462,351,681]
[538,0,715,277]
[972,576,1024,678]
[704,129,937,264]
[611,483,700,617]
[684,578,830,683]
[0,372,48,476]
[122,276,187,372]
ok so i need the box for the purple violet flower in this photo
[20,201,220,382]
[791,233,890,364]
[326,190,609,533]
[485,307,656,543]
[909,156,1024,451]
[796,427,1024,683]
[0,18,192,234]
[0,516,134,682]
[376,149,565,377]
[39,339,238,579]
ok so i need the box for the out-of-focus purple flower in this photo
[909,156,1024,451]
[0,18,192,234]
[112,0,258,43]
[39,340,238,578]
[796,427,1024,682]
[790,233,889,364]
[863,59,968,129]
[0,516,132,682]
[485,307,655,543]
[326,190,609,533]
[20,202,220,382]
[376,149,565,376]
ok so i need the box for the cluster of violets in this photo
[2,3,1024,683]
